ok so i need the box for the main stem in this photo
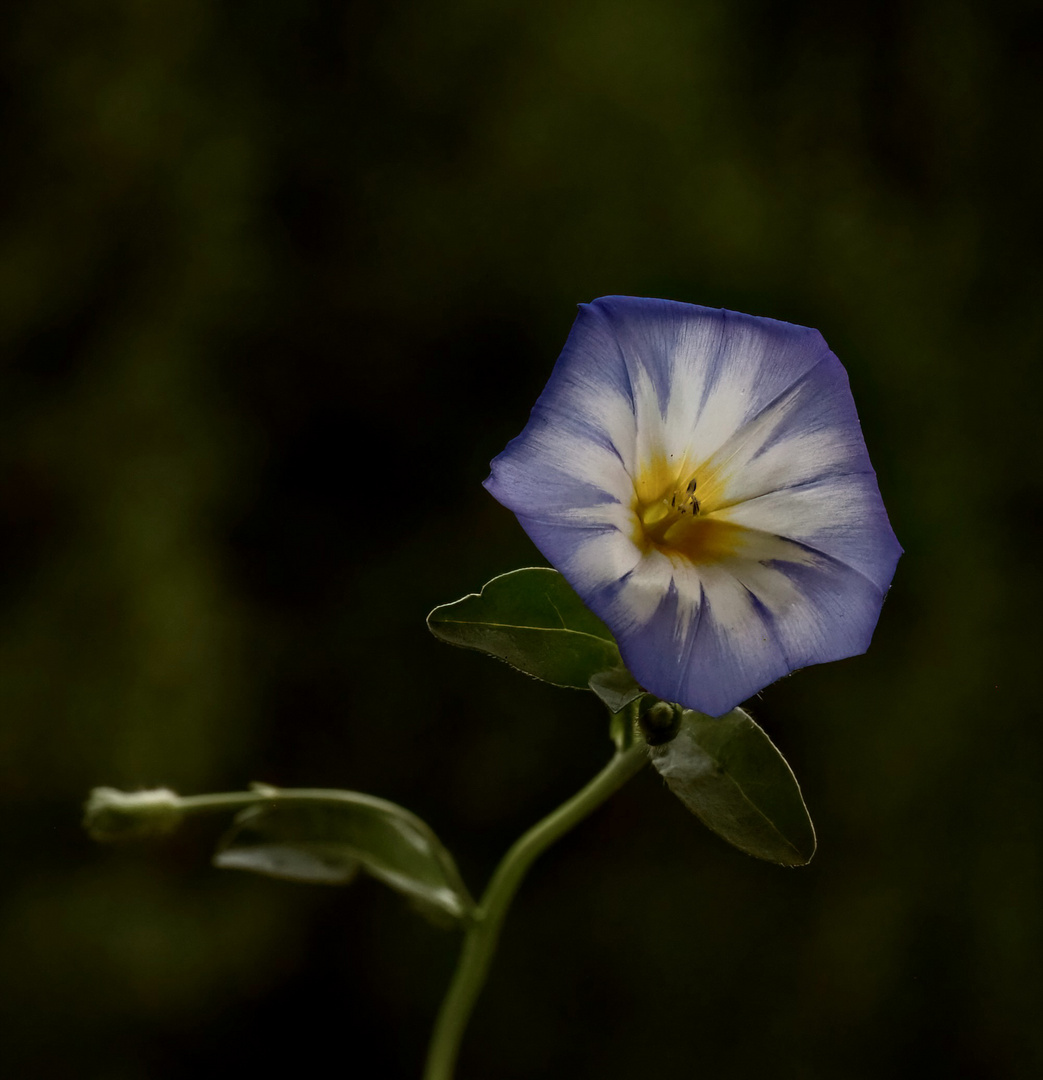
[422,741,648,1080]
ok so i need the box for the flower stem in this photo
[422,741,648,1080]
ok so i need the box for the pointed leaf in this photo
[649,708,816,866]
[214,810,362,884]
[428,568,624,690]
[214,792,476,921]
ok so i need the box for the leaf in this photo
[213,791,476,921]
[649,709,816,866]
[428,568,624,690]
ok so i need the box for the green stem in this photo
[422,741,648,1080]
[176,788,416,815]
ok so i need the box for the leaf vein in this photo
[431,618,614,645]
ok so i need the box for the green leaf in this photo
[428,568,624,690]
[649,708,816,866]
[213,791,476,921]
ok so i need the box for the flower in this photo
[484,296,902,717]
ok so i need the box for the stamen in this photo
[633,461,740,565]
[680,476,700,515]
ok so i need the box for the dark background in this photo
[2,1,1041,1077]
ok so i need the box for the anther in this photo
[679,476,701,515]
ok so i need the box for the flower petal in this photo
[719,475,901,593]
[590,296,833,468]
[610,550,889,716]
[486,297,902,716]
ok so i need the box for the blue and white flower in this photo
[485,296,902,717]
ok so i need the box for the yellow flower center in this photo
[631,455,744,565]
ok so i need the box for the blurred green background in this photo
[2,0,1041,1076]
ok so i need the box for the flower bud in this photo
[639,700,682,746]
[83,787,183,842]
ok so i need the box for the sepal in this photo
[588,667,644,714]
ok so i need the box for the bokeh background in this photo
[2,1,1041,1077]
